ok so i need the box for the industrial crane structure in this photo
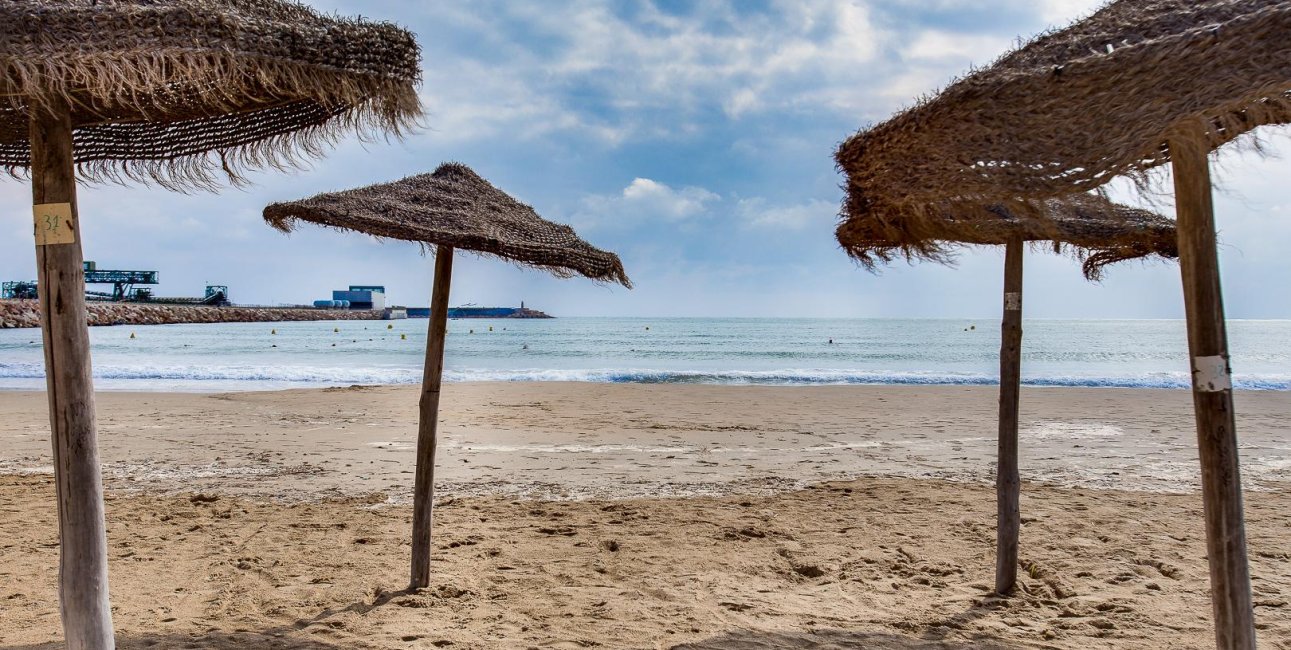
[2,262,229,305]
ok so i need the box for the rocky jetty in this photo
[0,300,383,329]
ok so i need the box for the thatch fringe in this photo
[1,0,422,191]
[265,163,632,288]
[835,194,1178,281]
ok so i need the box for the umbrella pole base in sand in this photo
[1170,131,1255,650]
[411,245,454,590]
[31,98,115,648]
[995,237,1023,596]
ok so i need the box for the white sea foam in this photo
[1,361,1289,391]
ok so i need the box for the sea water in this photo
[0,317,1288,392]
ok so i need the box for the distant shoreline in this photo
[0,299,383,329]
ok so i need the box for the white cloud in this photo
[329,1,1116,149]
[542,1,884,113]
[576,181,836,232]
[417,57,638,146]
[1036,0,1105,26]
[737,198,837,230]
[905,30,1011,63]
[577,178,721,226]
[402,0,893,144]
[621,179,719,220]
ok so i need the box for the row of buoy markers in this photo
[122,324,966,350]
[124,324,412,342]
[125,323,526,342]
[119,327,518,350]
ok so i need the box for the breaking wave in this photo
[1,362,1288,391]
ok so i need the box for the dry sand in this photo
[0,383,1288,648]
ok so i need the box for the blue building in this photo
[332,285,386,310]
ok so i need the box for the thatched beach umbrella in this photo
[837,193,1178,595]
[835,1,1290,646]
[264,162,632,589]
[1,2,420,646]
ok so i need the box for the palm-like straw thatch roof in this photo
[835,0,1291,229]
[264,163,632,287]
[0,0,422,189]
[265,163,629,592]
[835,1,1273,644]
[837,193,1179,279]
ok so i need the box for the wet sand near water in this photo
[1,383,1289,500]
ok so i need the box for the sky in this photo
[2,0,1288,319]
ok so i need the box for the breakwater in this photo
[0,300,382,329]
[406,306,553,319]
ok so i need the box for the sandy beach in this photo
[1,383,1289,648]
[2,383,1289,500]
[4,0,1291,648]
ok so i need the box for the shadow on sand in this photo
[3,631,341,650]
[670,628,1034,649]
[6,627,1039,650]
[3,589,419,650]
[4,627,1035,650]
[6,593,1042,649]
[672,599,1044,650]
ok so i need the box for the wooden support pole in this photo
[995,237,1024,596]
[1169,131,1255,650]
[410,245,453,589]
[31,97,115,649]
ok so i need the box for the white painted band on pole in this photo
[1004,292,1021,311]
[1193,355,1232,392]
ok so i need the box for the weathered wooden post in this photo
[411,245,454,589]
[30,97,115,649]
[995,236,1023,595]
[262,164,630,589]
[1169,129,1255,650]
[4,4,423,645]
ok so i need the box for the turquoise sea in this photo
[0,318,1288,392]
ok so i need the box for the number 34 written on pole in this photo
[33,202,76,246]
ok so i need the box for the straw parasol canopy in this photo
[836,193,1179,279]
[264,162,632,287]
[834,2,1274,644]
[835,189,1178,596]
[4,3,422,645]
[265,162,630,591]
[1,0,422,189]
[835,0,1291,230]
